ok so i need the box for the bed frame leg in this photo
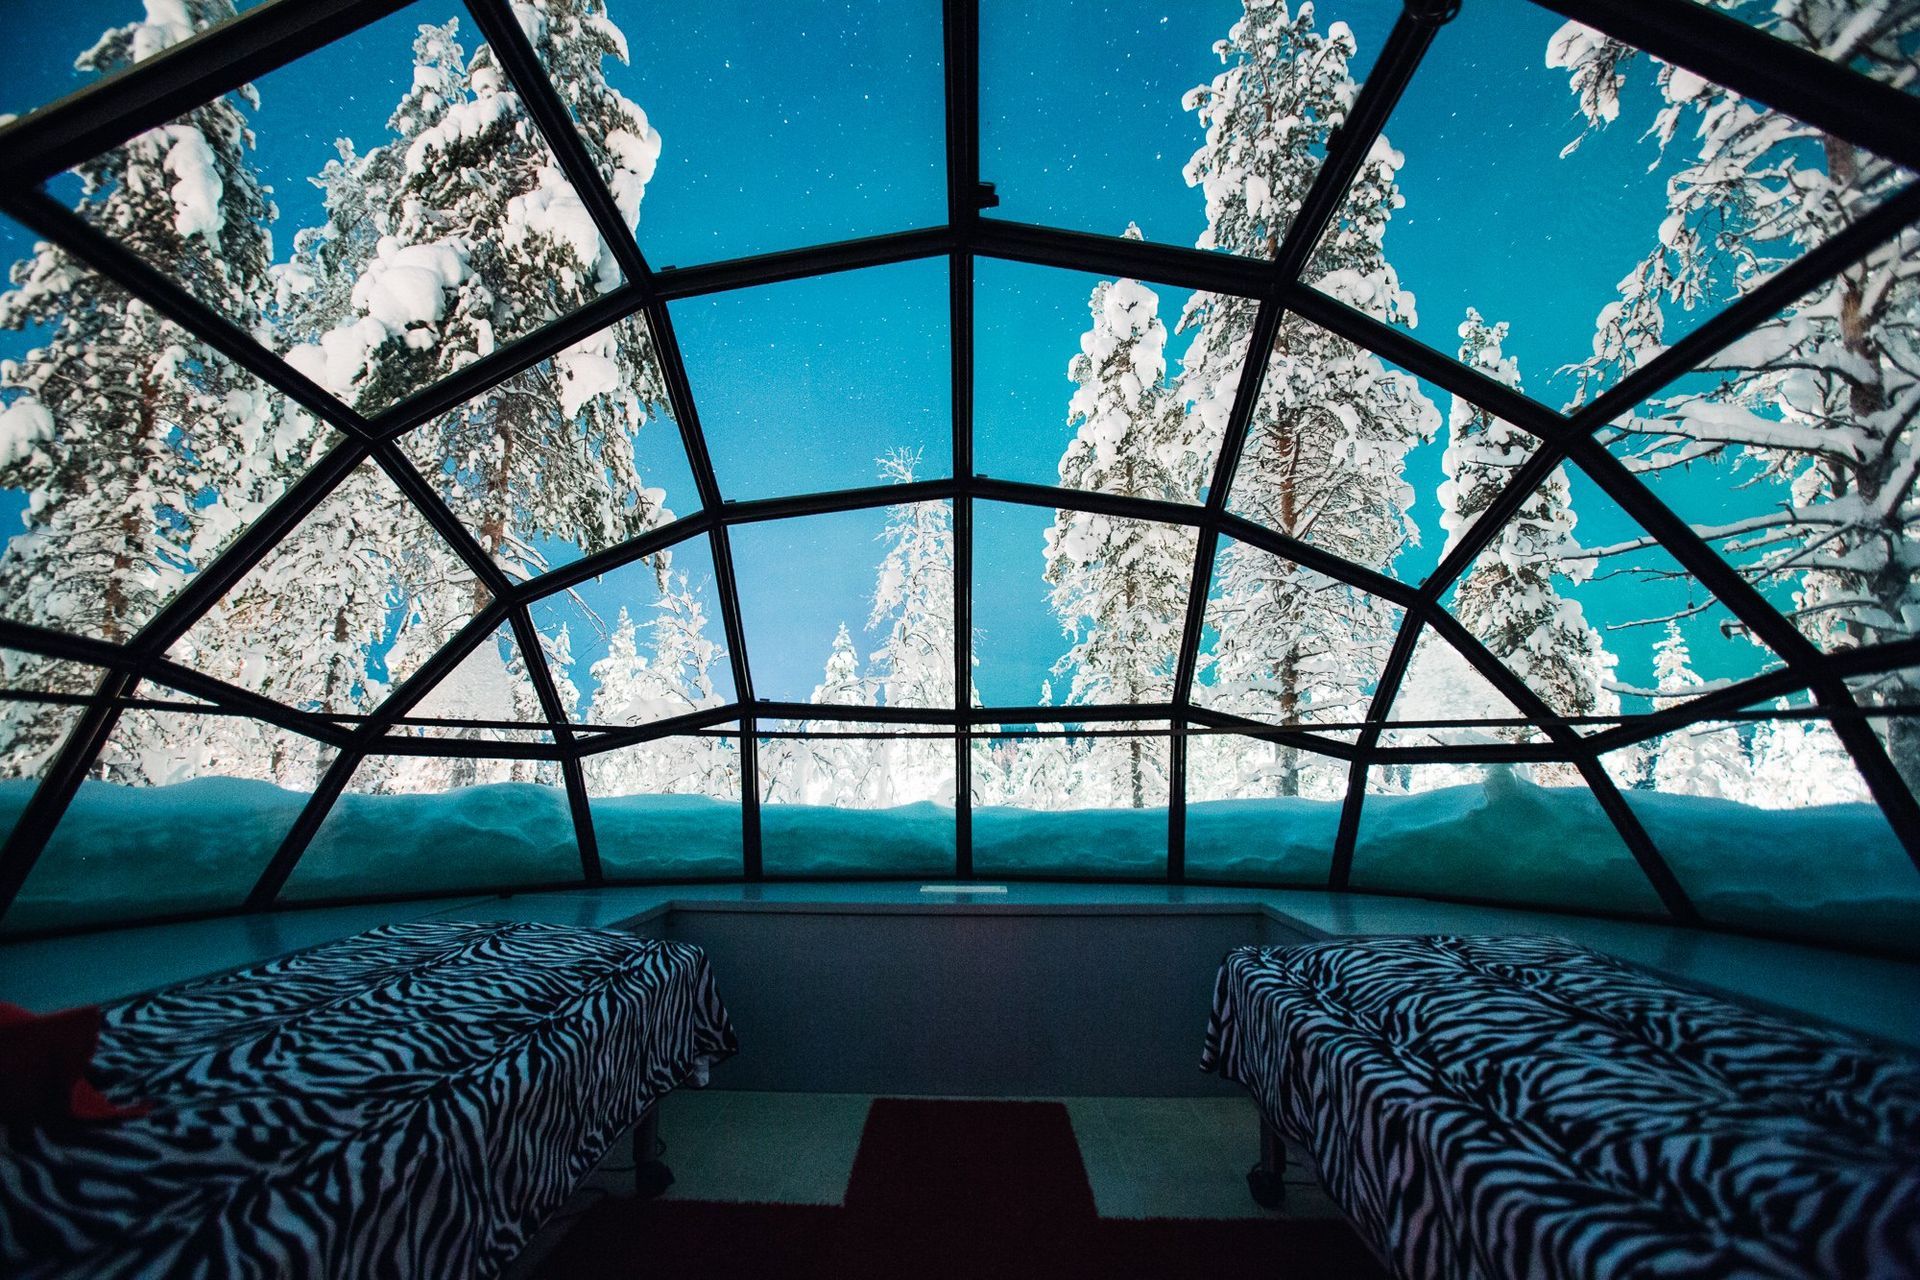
[631,1103,674,1201]
[1247,1115,1286,1210]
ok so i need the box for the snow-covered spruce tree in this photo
[1180,0,1436,798]
[1043,251,1189,806]
[1647,621,1752,798]
[811,624,870,709]
[1546,5,1920,787]
[1746,706,1869,808]
[0,1,311,778]
[765,632,875,809]
[580,593,732,797]
[869,450,965,712]
[1442,309,1615,782]
[280,3,670,613]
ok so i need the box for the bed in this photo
[1201,933,1920,1280]
[1,918,738,1279]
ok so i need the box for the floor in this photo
[502,1091,1340,1279]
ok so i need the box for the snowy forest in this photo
[0,0,1916,943]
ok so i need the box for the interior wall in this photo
[663,903,1314,1096]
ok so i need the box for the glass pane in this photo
[1221,312,1441,580]
[258,5,620,414]
[1195,536,1404,734]
[1598,236,1917,679]
[973,500,1193,711]
[1603,718,1920,955]
[1185,731,1345,881]
[598,0,946,265]
[1683,0,1920,97]
[732,501,957,709]
[975,258,1215,503]
[971,729,1169,876]
[1,654,109,841]
[672,259,950,501]
[5,3,268,121]
[388,619,551,740]
[1381,625,1546,748]
[397,312,697,582]
[166,459,487,715]
[0,214,340,643]
[1845,673,1920,803]
[1442,460,1782,726]
[532,537,735,726]
[5,708,335,933]
[982,0,1402,257]
[583,732,743,878]
[1353,760,1667,915]
[284,750,579,899]
[1350,1,1913,390]
[759,724,955,875]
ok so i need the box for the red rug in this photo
[534,1098,1388,1278]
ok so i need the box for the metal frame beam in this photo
[1,0,1917,934]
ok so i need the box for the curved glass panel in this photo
[284,749,578,899]
[673,259,951,501]
[583,730,743,878]
[759,722,955,875]
[1184,730,1345,882]
[5,704,334,933]
[1603,716,1920,956]
[531,538,735,727]
[398,312,697,582]
[1352,759,1667,915]
[1338,0,1913,390]
[599,0,946,265]
[982,0,1403,258]
[733,501,957,710]
[1195,536,1404,737]
[971,727,1169,877]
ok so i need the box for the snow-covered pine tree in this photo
[0,0,302,777]
[869,449,963,711]
[1746,709,1869,808]
[279,3,671,610]
[1044,249,1189,806]
[1442,309,1615,777]
[1180,0,1437,798]
[1546,4,1920,787]
[1647,621,1752,797]
[812,624,869,708]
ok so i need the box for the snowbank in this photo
[973,805,1166,877]
[1187,796,1343,882]
[592,792,741,878]
[285,780,579,900]
[2,776,1914,957]
[1351,774,1669,915]
[760,800,954,875]
[0,776,310,932]
[1620,790,1920,953]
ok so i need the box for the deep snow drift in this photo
[1,771,1914,955]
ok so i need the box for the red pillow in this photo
[0,1002,150,1124]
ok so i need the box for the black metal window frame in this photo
[0,0,1916,942]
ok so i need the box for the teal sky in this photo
[2,0,1801,718]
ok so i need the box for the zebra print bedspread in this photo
[0,919,738,1279]
[1202,934,1920,1280]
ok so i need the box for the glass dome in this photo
[0,0,1915,956]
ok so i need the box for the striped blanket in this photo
[1203,934,1920,1280]
[2,919,737,1279]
